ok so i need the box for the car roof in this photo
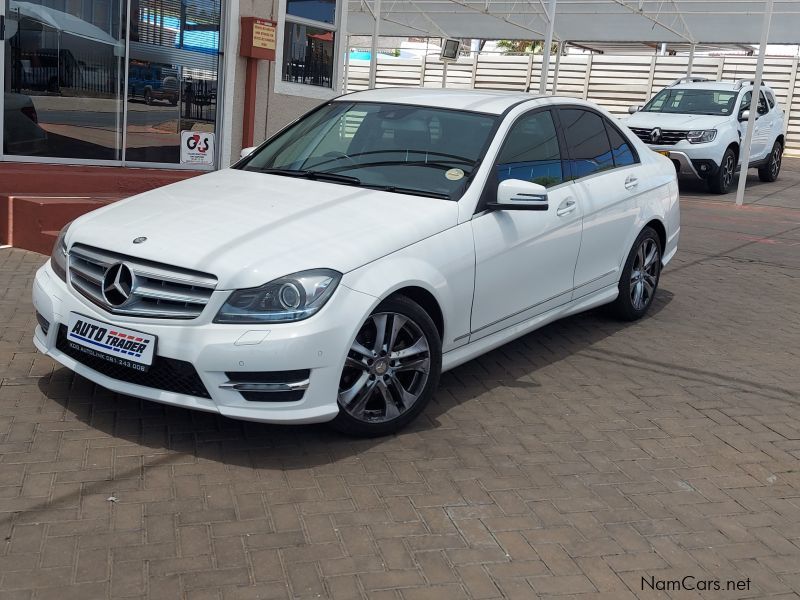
[669,81,773,92]
[336,88,546,115]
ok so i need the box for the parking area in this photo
[1,162,799,600]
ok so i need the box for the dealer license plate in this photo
[657,151,670,157]
[66,313,156,372]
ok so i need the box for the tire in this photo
[758,140,783,182]
[610,226,662,321]
[144,89,153,105]
[330,296,442,437]
[708,147,736,194]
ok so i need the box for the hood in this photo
[69,169,459,290]
[624,111,729,130]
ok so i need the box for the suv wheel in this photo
[708,148,736,194]
[610,227,662,321]
[758,140,783,182]
[331,296,441,437]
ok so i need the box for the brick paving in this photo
[1,162,800,599]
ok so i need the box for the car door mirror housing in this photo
[739,110,750,122]
[240,146,257,158]
[488,179,549,211]
[628,105,642,114]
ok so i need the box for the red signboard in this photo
[240,17,276,60]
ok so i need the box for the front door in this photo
[470,109,583,339]
[738,89,771,161]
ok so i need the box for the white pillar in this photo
[368,0,382,89]
[659,42,667,56]
[735,0,773,207]
[552,40,565,94]
[343,34,351,93]
[686,44,695,77]
[539,0,557,95]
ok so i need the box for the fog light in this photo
[700,164,709,172]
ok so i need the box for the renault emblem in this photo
[649,128,662,143]
[102,263,135,307]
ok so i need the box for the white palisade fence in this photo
[347,54,800,154]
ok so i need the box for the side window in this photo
[495,110,564,188]
[766,90,776,109]
[604,121,638,167]
[759,91,770,114]
[560,109,614,179]
[740,91,769,116]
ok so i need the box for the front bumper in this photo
[646,146,720,180]
[32,261,376,424]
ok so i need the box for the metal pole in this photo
[343,34,351,92]
[735,0,773,207]
[539,0,557,95]
[552,40,565,95]
[686,43,695,77]
[368,0,382,89]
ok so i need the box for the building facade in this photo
[1,0,348,171]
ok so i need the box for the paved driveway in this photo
[1,163,799,599]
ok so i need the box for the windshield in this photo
[642,88,738,116]
[238,102,499,200]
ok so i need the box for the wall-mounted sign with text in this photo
[240,18,277,60]
[180,131,215,165]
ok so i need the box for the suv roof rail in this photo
[735,78,770,90]
[668,76,710,87]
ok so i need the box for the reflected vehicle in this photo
[20,48,84,92]
[128,61,179,106]
[3,92,47,155]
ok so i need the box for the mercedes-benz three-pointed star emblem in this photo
[102,262,135,307]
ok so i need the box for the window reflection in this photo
[282,22,334,88]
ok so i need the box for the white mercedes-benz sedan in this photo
[33,89,680,436]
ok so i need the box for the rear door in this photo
[562,108,645,297]
[738,89,771,161]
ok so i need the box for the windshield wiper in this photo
[257,168,361,186]
[367,185,451,200]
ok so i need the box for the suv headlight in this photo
[214,269,341,324]
[687,129,717,144]
[50,223,70,281]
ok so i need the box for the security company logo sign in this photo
[180,131,215,165]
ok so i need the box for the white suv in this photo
[626,78,785,194]
[33,89,679,436]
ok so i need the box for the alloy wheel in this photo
[721,154,735,190]
[770,145,782,178]
[630,238,660,311]
[338,312,431,423]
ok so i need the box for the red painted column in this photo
[242,57,259,148]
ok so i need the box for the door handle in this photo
[556,198,576,217]
[624,175,639,190]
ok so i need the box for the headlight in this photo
[214,269,341,324]
[50,223,70,281]
[687,129,717,144]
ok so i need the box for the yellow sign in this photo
[253,21,276,50]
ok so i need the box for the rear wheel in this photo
[144,89,153,105]
[610,227,662,321]
[758,140,783,182]
[330,296,441,437]
[708,147,736,194]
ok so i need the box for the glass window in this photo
[495,111,563,188]
[241,102,498,200]
[605,122,636,167]
[287,0,336,24]
[766,90,776,108]
[282,22,335,88]
[4,0,125,159]
[560,109,614,179]
[643,88,738,116]
[739,90,769,116]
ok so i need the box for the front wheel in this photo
[758,140,783,182]
[708,148,736,194]
[610,227,662,321]
[330,296,441,437]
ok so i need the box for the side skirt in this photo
[442,284,619,373]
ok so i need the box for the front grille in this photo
[56,325,211,398]
[630,127,688,146]
[36,311,50,335]
[68,244,217,320]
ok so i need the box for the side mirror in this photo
[739,110,750,122]
[240,146,257,159]
[488,179,548,211]
[628,105,642,114]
